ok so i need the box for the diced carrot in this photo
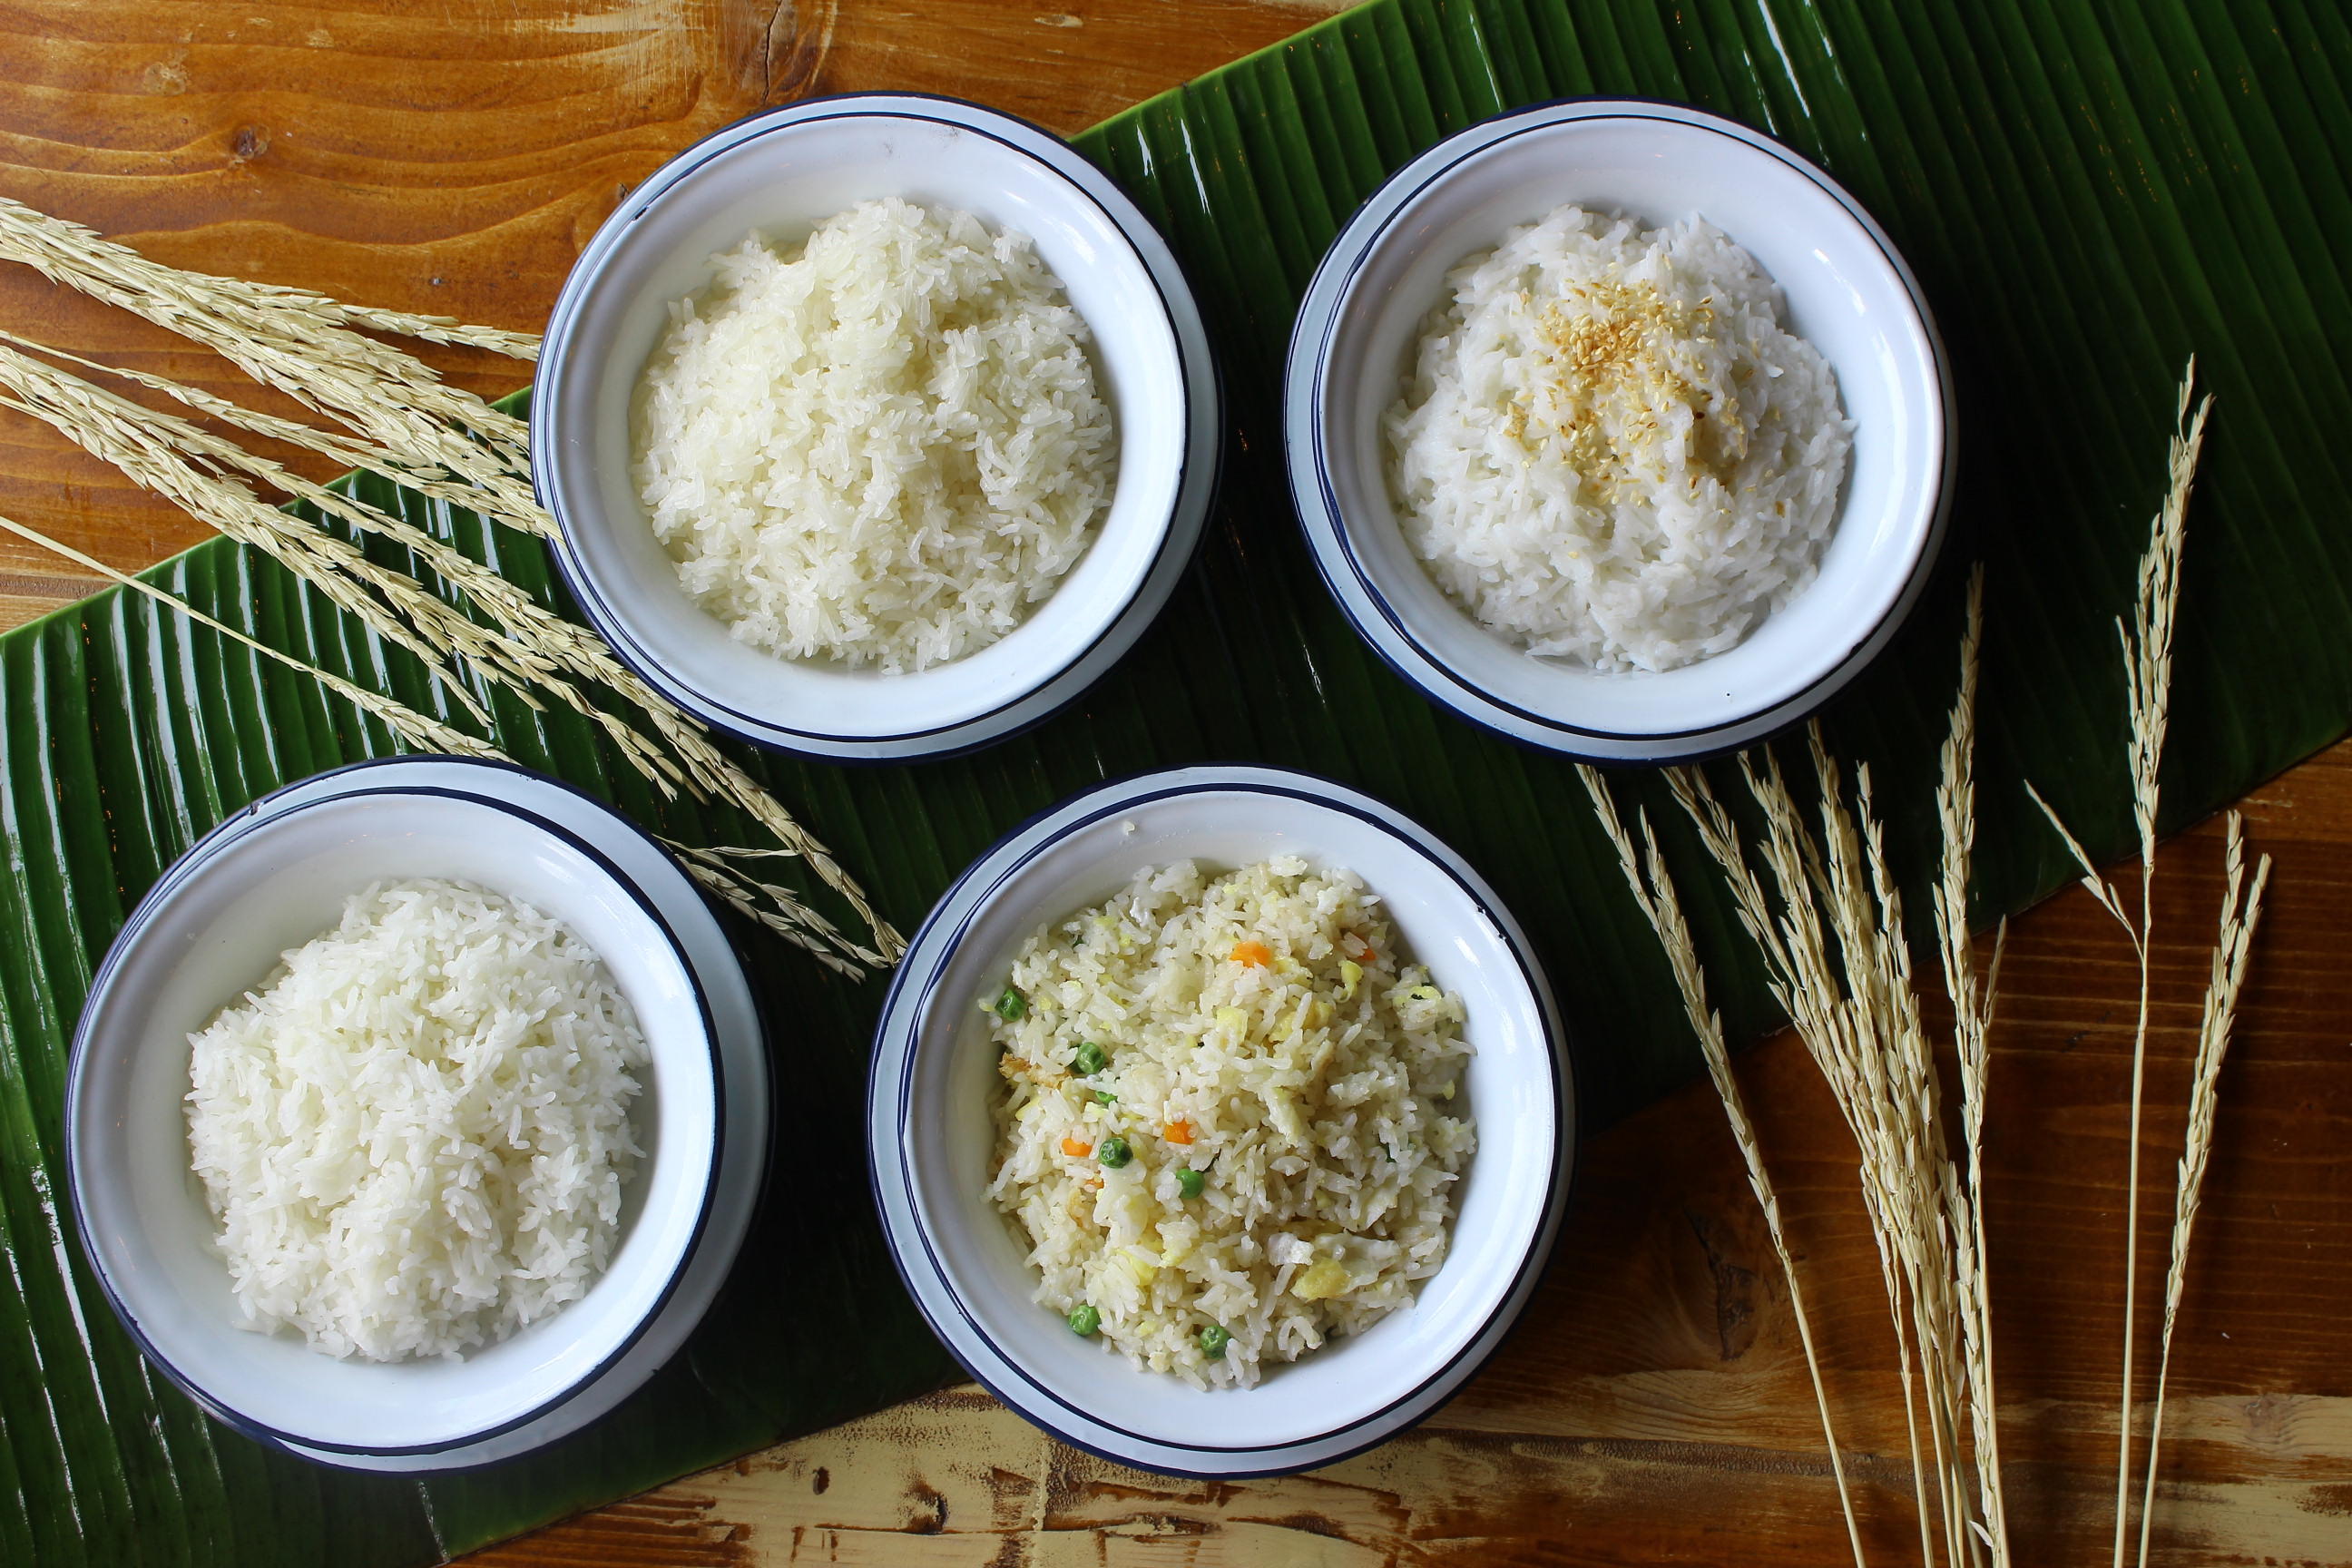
[1230,940,1273,967]
[1061,1136,1093,1158]
[1341,931,1373,961]
[1163,1119,1195,1145]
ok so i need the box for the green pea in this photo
[995,985,1027,1022]
[1177,1168,1205,1200]
[1072,1041,1108,1074]
[1067,1304,1101,1337]
[1096,1135,1132,1170]
[1199,1323,1231,1359]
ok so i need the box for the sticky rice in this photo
[185,879,646,1362]
[632,197,1117,674]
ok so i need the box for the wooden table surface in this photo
[3,5,2346,1564]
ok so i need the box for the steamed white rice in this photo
[632,196,1117,674]
[1387,206,1852,672]
[986,858,1475,1390]
[185,879,647,1362]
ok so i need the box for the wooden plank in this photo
[466,744,2352,1564]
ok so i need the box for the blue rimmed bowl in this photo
[66,758,768,1472]
[868,764,1573,1477]
[1286,98,1955,763]
[534,93,1220,764]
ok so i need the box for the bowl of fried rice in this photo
[868,764,1573,1476]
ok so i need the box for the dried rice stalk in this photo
[0,194,547,539]
[0,197,900,973]
[1661,662,2023,1568]
[2134,812,2267,1568]
[0,327,544,530]
[0,512,496,762]
[1579,765,1868,1568]
[0,341,499,726]
[0,196,540,361]
[661,841,877,957]
[2023,362,2211,1568]
[1811,739,1975,1568]
[1933,569,2011,1566]
[1669,740,1980,1568]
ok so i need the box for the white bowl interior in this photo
[902,789,1558,1451]
[1318,109,1943,737]
[547,109,1187,740]
[73,792,717,1454]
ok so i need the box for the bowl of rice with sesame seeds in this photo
[869,765,1572,1478]
[1287,99,1954,763]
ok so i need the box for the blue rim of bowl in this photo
[64,759,727,1458]
[211,757,777,1477]
[866,763,1576,1476]
[533,91,1222,765]
[1282,96,1956,765]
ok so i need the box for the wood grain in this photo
[466,749,2352,1563]
[0,0,1328,625]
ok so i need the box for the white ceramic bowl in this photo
[67,758,768,1470]
[868,765,1573,1476]
[534,93,1220,762]
[1286,99,1955,762]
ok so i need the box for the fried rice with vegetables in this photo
[985,857,1475,1389]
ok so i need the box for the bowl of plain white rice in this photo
[868,765,1573,1477]
[1286,99,1954,763]
[64,759,760,1467]
[535,93,1220,763]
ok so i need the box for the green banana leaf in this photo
[4,0,2347,1559]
